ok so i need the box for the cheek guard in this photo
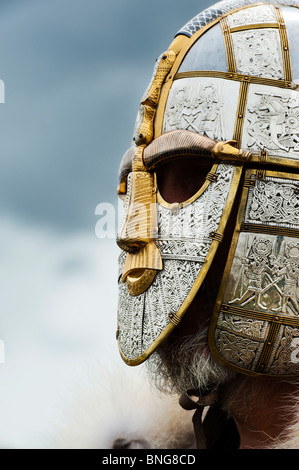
[116,0,299,377]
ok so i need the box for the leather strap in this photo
[179,388,240,449]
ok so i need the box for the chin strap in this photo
[179,388,240,449]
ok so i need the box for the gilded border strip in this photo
[240,222,299,239]
[233,80,249,147]
[275,7,292,83]
[174,70,295,90]
[221,304,299,328]
[220,17,236,74]
[229,22,279,33]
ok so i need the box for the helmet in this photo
[116,0,299,377]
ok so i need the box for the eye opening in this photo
[155,155,215,204]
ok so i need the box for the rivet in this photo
[267,341,272,346]
[274,316,279,321]
[171,203,180,215]
[239,114,243,118]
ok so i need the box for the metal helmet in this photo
[116,0,299,378]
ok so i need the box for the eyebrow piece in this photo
[118,129,251,194]
[143,130,216,170]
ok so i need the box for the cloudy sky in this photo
[0,0,211,448]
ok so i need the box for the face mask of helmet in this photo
[116,0,299,378]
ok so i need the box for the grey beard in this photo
[146,325,236,396]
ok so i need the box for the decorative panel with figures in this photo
[209,169,299,376]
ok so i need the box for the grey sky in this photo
[0,0,210,232]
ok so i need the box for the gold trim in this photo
[240,222,299,239]
[249,153,299,170]
[154,9,241,138]
[243,174,256,187]
[233,80,249,147]
[174,70,296,89]
[168,312,181,326]
[167,35,190,55]
[220,17,236,74]
[117,149,159,253]
[141,51,177,109]
[136,50,177,147]
[125,268,158,296]
[132,144,146,172]
[229,22,279,33]
[117,181,127,196]
[135,105,156,147]
[275,7,292,83]
[258,149,268,164]
[212,140,251,161]
[206,171,218,182]
[256,168,266,180]
[209,231,224,242]
[119,165,243,366]
[221,304,299,328]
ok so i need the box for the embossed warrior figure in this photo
[229,237,273,309]
[276,243,299,314]
[116,0,299,449]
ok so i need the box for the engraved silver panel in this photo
[244,176,299,228]
[282,6,299,84]
[163,77,240,141]
[242,84,299,160]
[178,23,228,73]
[215,327,266,370]
[231,29,284,79]
[227,4,277,27]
